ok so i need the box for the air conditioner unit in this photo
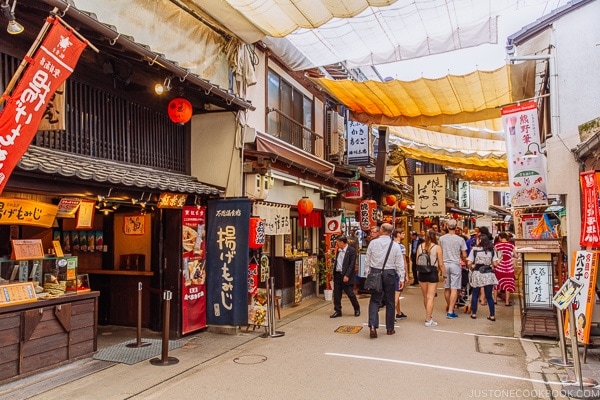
[245,174,268,200]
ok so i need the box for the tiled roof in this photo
[18,146,222,196]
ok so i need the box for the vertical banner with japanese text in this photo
[413,174,446,217]
[0,18,87,194]
[565,250,598,344]
[206,198,251,326]
[458,180,470,209]
[181,206,206,334]
[580,171,600,247]
[502,101,548,207]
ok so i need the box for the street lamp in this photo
[523,142,544,159]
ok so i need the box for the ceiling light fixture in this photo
[1,0,23,35]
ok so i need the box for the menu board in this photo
[11,239,44,260]
[0,282,37,307]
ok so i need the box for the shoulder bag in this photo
[364,239,394,293]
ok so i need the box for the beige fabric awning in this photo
[311,61,536,127]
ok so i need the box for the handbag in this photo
[364,239,394,293]
[473,250,494,273]
[478,265,494,274]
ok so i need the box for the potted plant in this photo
[317,252,334,301]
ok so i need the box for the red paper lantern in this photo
[398,199,408,210]
[452,212,459,220]
[168,97,193,124]
[249,217,265,249]
[385,194,397,207]
[423,217,432,226]
[471,216,476,223]
[297,197,314,215]
[359,200,378,231]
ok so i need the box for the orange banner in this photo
[565,250,599,344]
[0,18,87,195]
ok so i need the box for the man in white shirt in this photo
[365,223,405,338]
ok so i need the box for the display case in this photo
[0,256,85,305]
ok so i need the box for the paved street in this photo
[0,285,586,400]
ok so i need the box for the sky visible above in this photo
[371,0,569,81]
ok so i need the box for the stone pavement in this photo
[1,293,600,399]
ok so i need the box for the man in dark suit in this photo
[410,231,424,286]
[330,235,360,318]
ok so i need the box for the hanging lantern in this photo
[452,212,459,220]
[385,194,397,207]
[167,97,193,124]
[471,216,477,223]
[398,199,408,210]
[249,217,266,249]
[297,197,314,215]
[423,217,432,226]
[359,200,378,231]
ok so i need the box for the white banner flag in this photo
[502,101,548,207]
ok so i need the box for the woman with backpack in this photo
[467,234,499,321]
[416,229,444,327]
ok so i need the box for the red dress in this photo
[494,241,516,292]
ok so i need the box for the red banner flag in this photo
[0,18,87,194]
[580,171,600,247]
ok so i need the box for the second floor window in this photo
[267,70,314,153]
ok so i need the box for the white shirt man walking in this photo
[438,219,467,319]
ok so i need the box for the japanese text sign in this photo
[502,101,548,207]
[347,121,370,165]
[580,171,600,247]
[359,200,377,231]
[0,19,87,195]
[206,198,250,326]
[0,198,57,228]
[565,251,598,344]
[413,174,446,217]
[458,180,470,209]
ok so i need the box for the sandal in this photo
[505,302,513,306]
[487,316,496,321]
[470,315,477,319]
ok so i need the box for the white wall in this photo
[538,1,600,256]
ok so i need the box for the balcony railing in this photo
[267,108,322,157]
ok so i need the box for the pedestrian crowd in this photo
[331,220,516,339]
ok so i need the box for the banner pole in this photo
[0,10,98,107]
[0,16,53,106]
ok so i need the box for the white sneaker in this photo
[425,319,438,327]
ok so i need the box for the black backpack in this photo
[416,244,437,274]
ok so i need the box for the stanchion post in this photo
[561,303,599,399]
[549,308,572,367]
[261,277,284,338]
[126,282,150,348]
[150,290,179,366]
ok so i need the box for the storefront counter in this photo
[87,270,154,327]
[0,291,99,384]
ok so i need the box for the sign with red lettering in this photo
[580,171,600,247]
[359,200,377,231]
[0,18,87,195]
